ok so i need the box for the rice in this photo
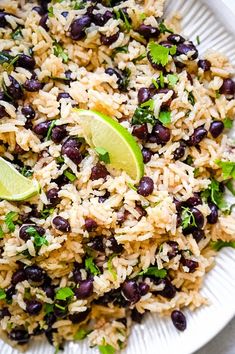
[0,0,234,352]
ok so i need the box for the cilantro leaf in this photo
[201,179,227,210]
[26,226,49,248]
[226,180,235,196]
[181,207,197,229]
[74,1,86,9]
[188,92,195,105]
[46,120,57,141]
[158,111,171,126]
[55,287,74,300]
[132,52,146,64]
[20,166,33,177]
[11,27,23,40]
[0,289,6,300]
[140,99,154,110]
[127,182,137,192]
[5,212,18,232]
[107,254,117,280]
[63,170,77,182]
[211,240,235,251]
[196,35,201,45]
[159,21,173,34]
[215,160,235,180]
[53,41,69,63]
[85,257,101,276]
[48,6,54,17]
[116,9,132,32]
[167,74,178,87]
[44,303,54,314]
[223,118,233,129]
[112,46,128,56]
[147,42,176,67]
[95,147,110,164]
[74,328,91,340]
[138,267,167,278]
[131,107,155,125]
[40,207,54,219]
[98,344,116,354]
[0,227,4,239]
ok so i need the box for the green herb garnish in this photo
[5,212,18,232]
[188,92,195,106]
[112,46,128,56]
[211,240,235,251]
[159,21,173,34]
[74,328,91,340]
[44,303,54,314]
[40,207,54,219]
[226,180,235,196]
[26,226,49,247]
[0,289,6,300]
[11,27,23,40]
[98,343,116,354]
[107,254,117,280]
[74,1,86,10]
[196,35,201,45]
[181,207,197,229]
[85,257,100,276]
[167,74,179,87]
[215,160,235,180]
[131,107,155,125]
[53,41,69,63]
[20,166,33,177]
[158,111,171,126]
[48,6,54,17]
[201,179,227,210]
[138,267,167,278]
[55,287,74,301]
[64,170,77,182]
[95,147,110,164]
[147,42,176,67]
[46,120,57,141]
[223,118,233,129]
[0,227,4,239]
[132,52,146,64]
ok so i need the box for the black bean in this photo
[57,92,71,101]
[177,42,198,60]
[156,278,176,299]
[192,229,205,243]
[167,34,185,44]
[51,125,67,144]
[19,224,45,241]
[25,265,45,283]
[73,268,82,283]
[156,88,174,109]
[69,308,90,324]
[219,78,235,97]
[142,148,152,164]
[191,207,204,229]
[61,138,82,165]
[173,141,187,160]
[32,6,45,16]
[135,204,147,221]
[23,79,43,92]
[33,326,45,336]
[184,193,202,207]
[209,121,224,138]
[5,286,16,301]
[26,300,42,315]
[85,218,97,232]
[6,75,24,100]
[159,40,174,49]
[147,51,162,70]
[137,176,154,197]
[152,122,171,145]
[107,236,124,253]
[43,285,55,299]
[12,269,26,285]
[171,310,186,331]
[122,280,141,303]
[132,124,148,140]
[92,10,113,26]
[131,308,144,323]
[207,202,218,224]
[167,241,179,259]
[98,190,110,203]
[45,328,56,345]
[9,329,30,345]
[0,11,9,28]
[54,300,68,318]
[173,198,182,212]
[44,313,56,327]
[0,105,7,118]
[138,282,149,296]
[90,163,109,180]
[181,257,198,273]
[46,188,60,206]
[0,307,10,319]
[33,121,51,137]
[21,105,35,119]
[137,87,151,104]
[17,54,35,70]
[39,0,50,12]
[39,13,49,31]
[100,32,119,45]
[70,15,92,40]
[88,236,105,252]
[52,216,71,232]
[187,126,207,146]
[198,59,211,71]
[64,70,74,82]
[61,11,68,18]
[75,279,93,299]
[137,24,160,40]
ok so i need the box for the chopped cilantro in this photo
[201,179,227,210]
[188,92,195,105]
[107,254,117,280]
[2,80,13,100]
[132,52,146,64]
[0,289,6,300]
[131,106,155,125]
[226,180,235,196]
[223,118,233,129]
[95,147,110,164]
[159,71,164,88]
[56,156,65,164]
[98,343,116,354]
[148,42,176,67]
[85,257,101,276]
[139,13,146,21]
[127,182,137,192]
[140,99,154,110]
[158,111,171,126]
[119,68,131,92]
[215,160,235,180]
[26,226,49,247]
[112,46,128,56]
[74,328,91,340]
[185,156,193,166]
[46,120,57,141]
[0,227,4,239]
[20,166,33,177]
[181,207,197,229]
[41,207,54,219]
[196,35,201,45]
[152,78,159,89]
[138,267,167,278]
[194,168,200,177]
[215,90,221,99]
[159,21,173,34]
[55,287,74,301]
[74,1,86,10]
[63,170,77,182]
[167,74,179,87]
[11,27,23,40]
[55,303,66,310]
[0,52,19,74]
[44,303,54,314]
[118,9,132,32]
[48,6,54,17]
[5,212,18,232]
[211,240,235,251]
[53,41,69,63]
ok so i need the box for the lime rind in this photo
[76,109,144,181]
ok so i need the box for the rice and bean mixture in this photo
[0,0,235,352]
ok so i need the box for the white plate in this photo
[1,1,235,353]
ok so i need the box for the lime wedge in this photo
[75,109,144,181]
[0,157,40,201]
